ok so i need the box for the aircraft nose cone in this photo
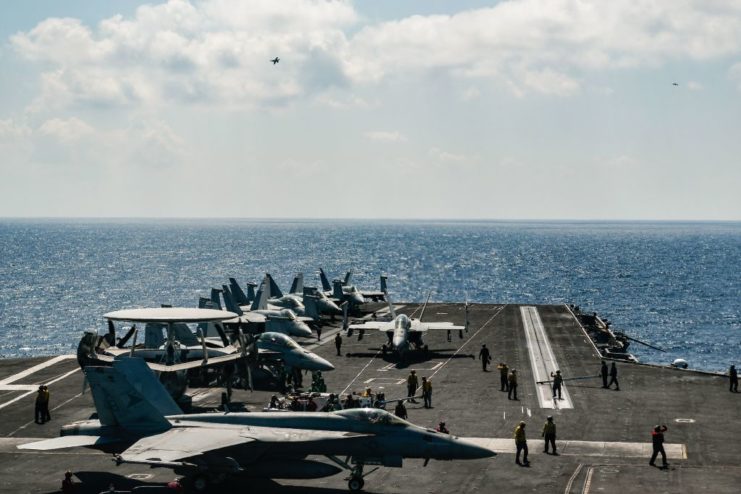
[352,294,365,305]
[455,438,496,459]
[294,322,314,338]
[311,355,335,371]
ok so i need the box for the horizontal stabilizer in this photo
[18,435,120,450]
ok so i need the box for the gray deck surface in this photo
[0,303,738,493]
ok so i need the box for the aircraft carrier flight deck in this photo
[0,303,738,493]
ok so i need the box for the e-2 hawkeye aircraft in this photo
[20,358,494,492]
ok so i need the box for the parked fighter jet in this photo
[347,294,464,359]
[319,268,387,306]
[256,332,334,372]
[220,281,314,338]
[20,358,493,492]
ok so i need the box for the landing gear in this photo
[348,463,365,491]
[348,476,365,491]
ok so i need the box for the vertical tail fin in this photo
[333,280,344,300]
[229,278,250,306]
[266,273,283,298]
[84,362,173,433]
[289,273,304,295]
[210,288,223,310]
[319,268,332,292]
[112,358,182,416]
[343,271,353,286]
[221,285,244,316]
[246,283,257,302]
[380,275,388,294]
[250,277,270,311]
[386,293,397,319]
[304,295,320,321]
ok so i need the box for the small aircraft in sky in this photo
[672,82,679,86]
[271,57,280,64]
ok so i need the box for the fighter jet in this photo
[319,268,387,306]
[220,281,314,339]
[347,293,464,359]
[256,331,334,372]
[257,273,342,318]
[271,57,279,64]
[20,358,493,492]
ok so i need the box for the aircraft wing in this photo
[145,353,244,372]
[121,426,371,465]
[18,435,121,450]
[227,311,267,324]
[121,427,255,464]
[360,290,386,299]
[416,322,464,332]
[348,322,394,331]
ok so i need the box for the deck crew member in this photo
[551,370,563,400]
[61,471,75,494]
[608,362,620,390]
[334,333,342,356]
[542,416,557,454]
[601,361,609,388]
[394,400,408,419]
[436,421,449,433]
[508,369,518,400]
[730,365,738,393]
[35,385,48,424]
[316,325,322,341]
[497,362,509,391]
[479,344,491,372]
[649,425,669,467]
[514,421,529,465]
[407,370,419,403]
[422,377,433,408]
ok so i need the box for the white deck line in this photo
[0,355,75,385]
[0,368,80,410]
[521,306,573,409]
[467,437,686,459]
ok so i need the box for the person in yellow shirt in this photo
[422,377,433,408]
[514,421,529,465]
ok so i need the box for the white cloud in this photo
[364,130,407,142]
[38,117,94,143]
[428,147,471,164]
[0,119,32,140]
[687,80,703,91]
[11,0,741,111]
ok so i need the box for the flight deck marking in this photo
[363,378,406,385]
[0,355,75,385]
[339,349,382,397]
[520,306,574,409]
[7,391,84,437]
[582,466,594,494]
[564,463,584,494]
[0,368,79,411]
[466,438,686,459]
[377,362,442,373]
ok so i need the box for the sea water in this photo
[0,219,738,372]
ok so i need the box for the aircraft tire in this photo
[191,474,209,492]
[348,477,364,491]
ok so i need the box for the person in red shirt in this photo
[649,425,668,467]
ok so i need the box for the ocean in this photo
[0,219,738,372]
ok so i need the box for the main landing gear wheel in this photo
[191,475,209,492]
[348,477,365,491]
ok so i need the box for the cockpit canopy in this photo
[259,332,300,350]
[335,408,409,427]
[395,314,411,330]
[279,309,297,320]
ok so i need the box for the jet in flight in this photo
[271,57,280,64]
[20,358,493,492]
[347,293,464,359]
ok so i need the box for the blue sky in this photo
[1,0,740,219]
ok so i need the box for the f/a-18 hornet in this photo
[20,358,494,492]
[347,293,464,358]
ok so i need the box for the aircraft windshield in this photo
[336,408,409,427]
[280,309,297,320]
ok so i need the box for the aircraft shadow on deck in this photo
[69,471,357,494]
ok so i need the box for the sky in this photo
[1,0,740,220]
